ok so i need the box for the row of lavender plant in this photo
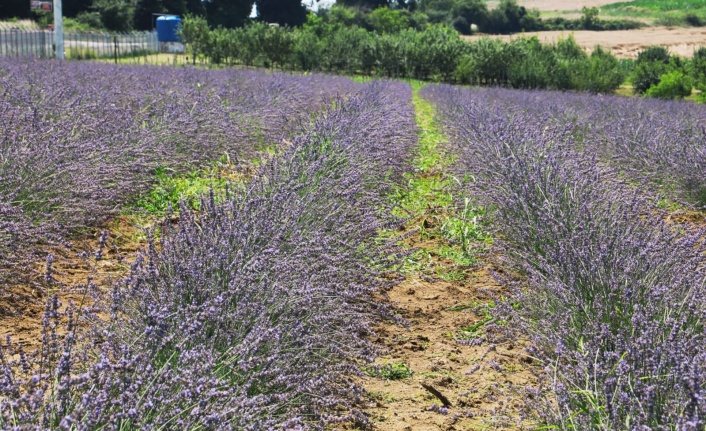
[1,80,418,429]
[437,86,706,208]
[0,59,359,288]
[422,84,706,429]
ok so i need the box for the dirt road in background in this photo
[464,26,706,58]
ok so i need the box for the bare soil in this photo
[464,26,706,58]
[0,218,142,352]
[357,235,537,430]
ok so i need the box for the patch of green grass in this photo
[447,301,497,340]
[446,302,475,312]
[604,0,706,12]
[656,197,686,211]
[600,0,706,25]
[134,157,247,216]
[390,83,491,278]
[366,362,414,380]
[456,317,494,341]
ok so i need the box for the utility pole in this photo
[54,0,64,59]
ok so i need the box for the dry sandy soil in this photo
[358,254,537,431]
[464,26,706,58]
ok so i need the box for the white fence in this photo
[0,29,159,59]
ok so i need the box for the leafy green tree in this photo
[632,46,674,94]
[375,32,408,76]
[205,0,256,28]
[646,70,692,99]
[133,0,163,30]
[324,26,370,73]
[260,25,294,67]
[507,36,555,89]
[580,6,598,30]
[484,9,507,33]
[466,37,509,84]
[496,0,525,32]
[209,27,239,64]
[408,10,428,29]
[181,14,211,63]
[367,8,409,33]
[408,24,466,80]
[637,45,670,64]
[451,15,469,34]
[336,0,389,9]
[292,28,324,70]
[235,22,268,65]
[453,53,476,84]
[419,0,454,23]
[64,0,95,18]
[256,0,307,26]
[186,0,206,15]
[93,0,134,31]
[585,45,625,93]
[690,47,706,103]
[0,0,31,19]
[451,0,486,31]
[555,34,586,61]
[479,0,541,33]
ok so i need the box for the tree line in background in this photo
[1,0,643,35]
[180,13,706,99]
[3,0,704,99]
[0,0,305,32]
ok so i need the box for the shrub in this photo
[453,54,476,84]
[72,12,104,31]
[637,45,671,64]
[452,15,470,35]
[646,70,693,99]
[585,45,625,93]
[632,59,670,94]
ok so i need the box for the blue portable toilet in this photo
[156,15,181,43]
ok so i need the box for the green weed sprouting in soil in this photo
[389,83,491,280]
[134,155,248,216]
[365,363,414,380]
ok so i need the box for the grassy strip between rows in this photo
[367,83,496,380]
[391,82,491,283]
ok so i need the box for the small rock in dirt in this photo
[406,288,415,295]
[436,376,454,387]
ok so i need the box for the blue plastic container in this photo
[156,15,181,43]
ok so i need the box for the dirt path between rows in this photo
[360,257,536,430]
[354,87,537,431]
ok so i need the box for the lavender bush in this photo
[423,84,706,429]
[428,85,706,207]
[0,59,359,289]
[1,81,417,429]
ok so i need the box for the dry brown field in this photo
[464,26,706,58]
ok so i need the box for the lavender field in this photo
[0,60,418,428]
[1,58,705,430]
[422,84,706,429]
